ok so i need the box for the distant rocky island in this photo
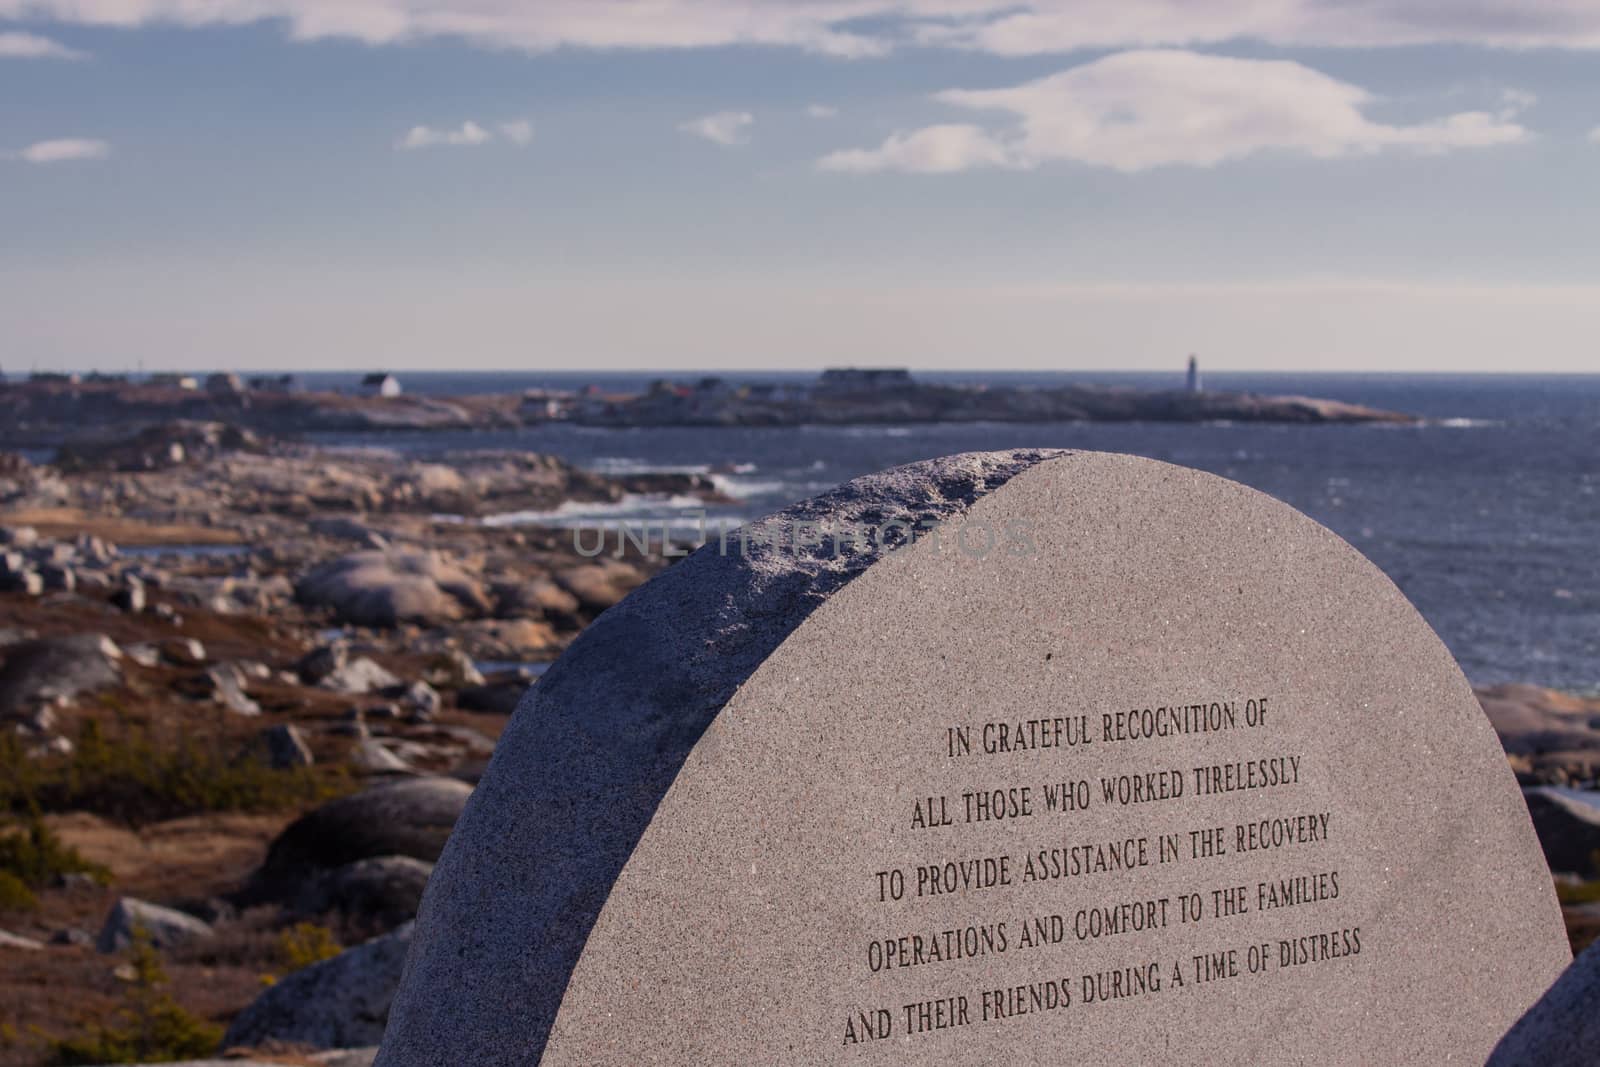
[573,367,1414,428]
[0,366,1413,447]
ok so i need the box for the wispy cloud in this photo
[499,119,533,145]
[806,104,839,119]
[0,30,86,59]
[4,138,111,163]
[678,110,753,146]
[395,119,532,151]
[821,124,1016,173]
[821,50,1531,174]
[6,1,1600,56]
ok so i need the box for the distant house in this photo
[206,372,245,398]
[817,367,913,392]
[29,371,81,385]
[520,388,574,420]
[360,373,402,398]
[147,372,199,390]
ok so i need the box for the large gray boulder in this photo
[0,634,121,716]
[319,656,402,695]
[97,897,212,953]
[223,923,412,1051]
[248,777,470,902]
[297,550,489,627]
[292,856,434,933]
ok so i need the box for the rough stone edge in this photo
[1487,938,1600,1066]
[374,448,1065,1067]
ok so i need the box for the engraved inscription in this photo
[845,695,1363,1047]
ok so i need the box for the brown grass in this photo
[0,509,243,547]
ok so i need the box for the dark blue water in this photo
[305,372,1600,692]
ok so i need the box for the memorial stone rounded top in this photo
[377,449,1568,1066]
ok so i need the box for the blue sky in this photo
[3,2,1600,373]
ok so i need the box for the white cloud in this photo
[396,119,532,150]
[498,119,533,145]
[806,104,839,119]
[678,110,753,146]
[822,50,1530,174]
[926,2,1600,54]
[1590,125,1600,143]
[820,124,1016,173]
[397,121,489,150]
[5,138,111,163]
[0,30,85,58]
[6,1,1600,55]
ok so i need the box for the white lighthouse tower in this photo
[1186,354,1202,393]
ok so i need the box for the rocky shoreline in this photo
[0,424,1587,1067]
[0,428,717,1065]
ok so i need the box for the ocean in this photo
[304,372,1600,692]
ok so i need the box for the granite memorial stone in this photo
[376,449,1569,1065]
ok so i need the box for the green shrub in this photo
[0,720,348,825]
[0,870,35,911]
[0,815,110,901]
[46,931,222,1065]
[277,921,341,972]
[1558,875,1600,906]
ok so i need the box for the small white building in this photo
[360,373,402,398]
[520,388,574,420]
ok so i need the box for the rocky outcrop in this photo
[1481,684,1600,783]
[319,657,402,695]
[0,634,121,716]
[222,923,413,1051]
[56,420,265,472]
[247,778,470,902]
[296,550,489,627]
[553,559,645,614]
[97,897,213,953]
[196,663,260,715]
[291,856,434,933]
[260,723,314,768]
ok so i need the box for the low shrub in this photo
[0,721,348,825]
[277,921,342,972]
[0,815,111,905]
[1557,877,1600,906]
[46,931,222,1065]
[0,870,35,911]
